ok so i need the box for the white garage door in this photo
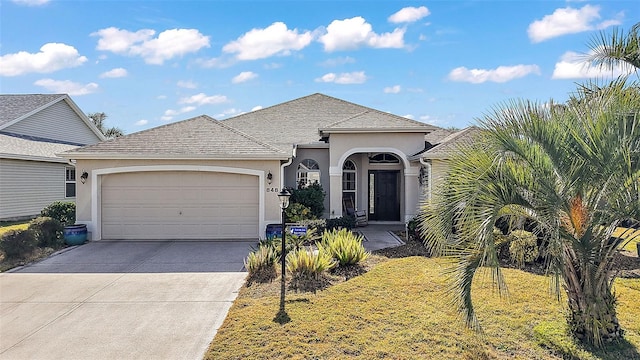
[101,171,259,240]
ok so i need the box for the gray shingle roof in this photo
[0,94,66,128]
[64,115,289,159]
[223,93,436,150]
[0,132,78,163]
[321,109,436,132]
[422,126,482,159]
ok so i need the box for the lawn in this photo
[206,255,640,359]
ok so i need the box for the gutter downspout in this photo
[280,145,296,189]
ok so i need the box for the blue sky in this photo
[1,0,638,133]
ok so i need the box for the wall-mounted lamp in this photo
[80,171,89,184]
[267,170,273,184]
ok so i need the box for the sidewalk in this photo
[356,223,406,252]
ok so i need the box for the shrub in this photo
[0,229,37,260]
[290,183,325,218]
[508,230,539,268]
[286,247,336,282]
[41,201,76,226]
[29,217,64,248]
[319,228,369,266]
[244,245,278,283]
[297,219,327,235]
[326,215,356,231]
[285,203,315,222]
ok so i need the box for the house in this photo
[62,93,467,241]
[0,94,105,220]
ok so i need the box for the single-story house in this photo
[61,93,471,240]
[0,94,105,220]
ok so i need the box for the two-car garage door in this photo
[101,171,259,240]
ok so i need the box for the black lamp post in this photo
[277,188,291,279]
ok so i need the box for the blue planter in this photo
[64,224,87,246]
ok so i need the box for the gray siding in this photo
[4,101,100,145]
[0,159,74,220]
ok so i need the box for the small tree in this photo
[87,112,124,139]
[289,183,325,219]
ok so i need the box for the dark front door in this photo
[368,170,400,221]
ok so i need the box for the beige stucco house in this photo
[62,93,471,241]
[0,94,105,220]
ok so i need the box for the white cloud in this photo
[315,71,367,84]
[216,108,242,118]
[527,5,620,43]
[92,27,210,64]
[161,106,196,122]
[0,43,87,76]
[99,68,128,78]
[11,0,49,6]
[264,63,283,70]
[34,79,99,95]
[384,85,401,93]
[179,93,228,106]
[448,64,541,83]
[135,119,148,126]
[251,105,263,111]
[403,114,415,119]
[177,80,197,89]
[157,95,167,100]
[388,6,430,24]
[232,71,258,84]
[319,17,405,52]
[320,56,356,67]
[223,22,313,60]
[551,51,631,79]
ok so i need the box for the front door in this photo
[368,170,400,221]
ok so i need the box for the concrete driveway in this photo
[0,240,253,360]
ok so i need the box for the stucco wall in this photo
[286,147,330,217]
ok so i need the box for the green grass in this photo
[0,221,30,236]
[205,256,640,360]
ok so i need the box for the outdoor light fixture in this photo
[80,171,89,184]
[267,170,273,184]
[277,188,291,280]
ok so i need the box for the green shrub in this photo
[40,201,76,226]
[285,203,315,222]
[507,230,539,268]
[0,229,37,260]
[290,183,325,218]
[297,219,327,235]
[244,245,278,282]
[319,228,369,266]
[286,247,336,280]
[326,215,356,231]
[29,217,64,248]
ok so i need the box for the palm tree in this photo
[87,112,124,139]
[587,21,639,71]
[419,79,640,347]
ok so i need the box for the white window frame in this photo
[342,160,357,211]
[65,166,76,198]
[296,159,321,188]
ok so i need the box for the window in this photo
[296,159,320,188]
[342,160,357,213]
[65,167,76,198]
[369,153,400,163]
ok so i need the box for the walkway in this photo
[357,223,406,252]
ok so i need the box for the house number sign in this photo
[266,187,279,193]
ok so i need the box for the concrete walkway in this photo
[357,223,406,252]
[0,240,253,360]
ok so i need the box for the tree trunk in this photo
[563,247,624,347]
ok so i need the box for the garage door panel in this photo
[101,171,259,240]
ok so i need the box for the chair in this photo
[343,198,368,227]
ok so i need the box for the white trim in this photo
[336,147,410,174]
[90,165,265,240]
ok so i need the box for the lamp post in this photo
[277,189,291,280]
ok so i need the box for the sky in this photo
[1,0,638,134]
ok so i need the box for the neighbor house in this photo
[62,93,469,240]
[0,94,105,220]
